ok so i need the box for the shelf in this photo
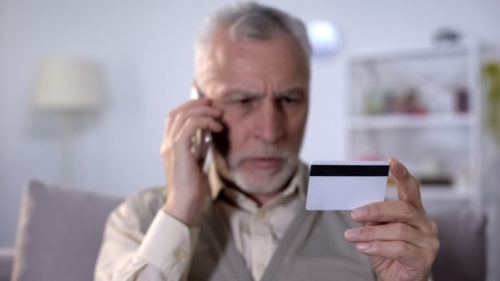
[346,44,490,209]
[385,185,471,201]
[349,44,478,64]
[348,113,476,130]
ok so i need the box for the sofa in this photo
[0,180,487,281]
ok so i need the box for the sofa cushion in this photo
[427,203,486,281]
[0,248,14,281]
[11,180,123,281]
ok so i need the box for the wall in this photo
[1,0,500,277]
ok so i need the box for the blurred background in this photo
[1,0,500,280]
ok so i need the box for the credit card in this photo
[305,161,389,210]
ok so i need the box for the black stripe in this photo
[310,165,389,177]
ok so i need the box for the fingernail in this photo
[344,229,359,240]
[357,243,371,251]
[351,208,366,220]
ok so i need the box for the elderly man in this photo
[94,2,439,281]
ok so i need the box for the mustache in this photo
[229,146,295,165]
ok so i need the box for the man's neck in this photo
[242,186,287,207]
[220,174,294,208]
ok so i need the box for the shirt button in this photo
[257,263,266,273]
[175,249,188,261]
[256,210,266,221]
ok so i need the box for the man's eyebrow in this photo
[276,87,306,97]
[221,89,264,99]
[220,87,306,99]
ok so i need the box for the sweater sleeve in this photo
[94,201,199,281]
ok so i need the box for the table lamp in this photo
[33,58,105,186]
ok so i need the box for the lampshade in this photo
[34,59,105,112]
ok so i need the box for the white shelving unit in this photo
[349,113,475,130]
[345,43,492,204]
[346,44,500,281]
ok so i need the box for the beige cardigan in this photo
[121,182,375,281]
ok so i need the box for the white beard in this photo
[214,145,299,194]
[232,156,298,194]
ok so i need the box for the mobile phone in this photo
[190,86,212,162]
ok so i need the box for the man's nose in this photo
[253,98,284,143]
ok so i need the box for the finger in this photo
[176,105,223,127]
[166,99,213,131]
[169,98,212,118]
[168,104,222,137]
[356,240,424,267]
[352,200,426,229]
[345,223,427,248]
[178,117,224,147]
[389,157,423,208]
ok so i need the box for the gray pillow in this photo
[0,248,14,281]
[11,180,123,281]
[427,203,486,281]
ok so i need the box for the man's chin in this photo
[233,163,296,195]
[240,158,285,172]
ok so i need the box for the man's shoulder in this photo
[128,185,166,206]
[116,185,166,234]
[126,185,165,213]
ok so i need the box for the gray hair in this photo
[195,2,311,60]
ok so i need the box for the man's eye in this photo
[280,96,298,104]
[237,98,254,105]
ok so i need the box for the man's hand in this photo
[160,98,223,226]
[344,158,439,281]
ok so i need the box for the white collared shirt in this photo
[216,167,305,280]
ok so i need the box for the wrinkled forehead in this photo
[194,28,310,97]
